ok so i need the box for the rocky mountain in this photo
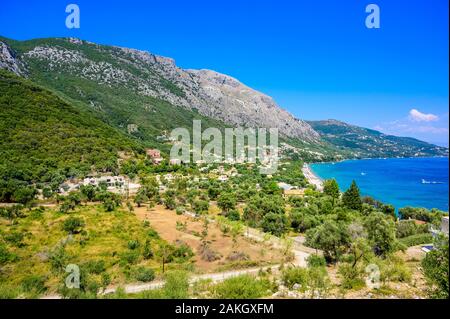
[0,36,447,161]
[0,36,319,142]
[308,119,448,158]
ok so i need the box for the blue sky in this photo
[1,0,448,146]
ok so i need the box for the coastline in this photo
[302,163,323,191]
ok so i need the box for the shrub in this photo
[4,231,25,247]
[199,245,221,262]
[162,271,189,299]
[83,260,106,275]
[147,229,160,239]
[380,260,411,283]
[282,267,309,289]
[133,266,155,282]
[0,284,20,299]
[338,263,365,290]
[226,210,240,221]
[48,246,69,273]
[62,217,85,234]
[21,275,47,295]
[422,235,449,299]
[307,255,327,268]
[119,250,140,266]
[142,240,154,259]
[127,240,140,250]
[226,251,249,262]
[173,242,194,261]
[399,233,433,247]
[175,207,184,215]
[212,275,272,299]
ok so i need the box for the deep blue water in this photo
[310,157,449,212]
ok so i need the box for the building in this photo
[169,158,181,165]
[283,188,305,198]
[146,149,163,164]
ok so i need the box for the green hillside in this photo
[0,70,145,201]
[308,119,448,158]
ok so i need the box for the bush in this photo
[307,255,327,268]
[62,217,85,234]
[143,240,154,259]
[282,267,309,289]
[4,231,25,247]
[175,207,184,215]
[226,251,249,262]
[226,210,240,221]
[127,240,140,250]
[396,220,428,238]
[147,229,160,239]
[0,284,20,299]
[162,271,189,299]
[133,266,155,282]
[21,275,47,295]
[173,242,194,261]
[337,263,365,290]
[0,243,16,265]
[83,260,106,274]
[399,233,433,247]
[48,246,69,273]
[119,250,140,266]
[378,257,412,283]
[212,275,272,299]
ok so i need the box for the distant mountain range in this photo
[308,119,448,158]
[0,36,447,177]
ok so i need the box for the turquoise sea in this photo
[310,157,449,212]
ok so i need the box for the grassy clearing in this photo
[0,204,191,298]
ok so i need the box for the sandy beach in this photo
[302,163,323,191]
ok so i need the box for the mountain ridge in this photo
[0,36,447,160]
[0,36,320,142]
[308,119,448,158]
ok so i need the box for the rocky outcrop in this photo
[0,42,26,76]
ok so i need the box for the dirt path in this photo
[42,206,319,299]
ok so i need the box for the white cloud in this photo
[408,109,439,122]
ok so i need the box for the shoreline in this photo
[302,163,323,191]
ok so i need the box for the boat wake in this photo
[421,179,444,184]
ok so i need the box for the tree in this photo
[364,212,396,257]
[134,189,149,207]
[42,187,53,199]
[217,192,237,213]
[193,200,209,215]
[163,190,176,210]
[305,220,350,263]
[13,186,37,205]
[80,185,96,202]
[342,180,362,211]
[422,234,449,299]
[62,217,85,234]
[323,179,340,201]
[261,213,288,237]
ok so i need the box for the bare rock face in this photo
[186,69,320,142]
[0,38,320,142]
[0,42,26,76]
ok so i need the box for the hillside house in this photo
[146,149,163,164]
[283,188,305,198]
